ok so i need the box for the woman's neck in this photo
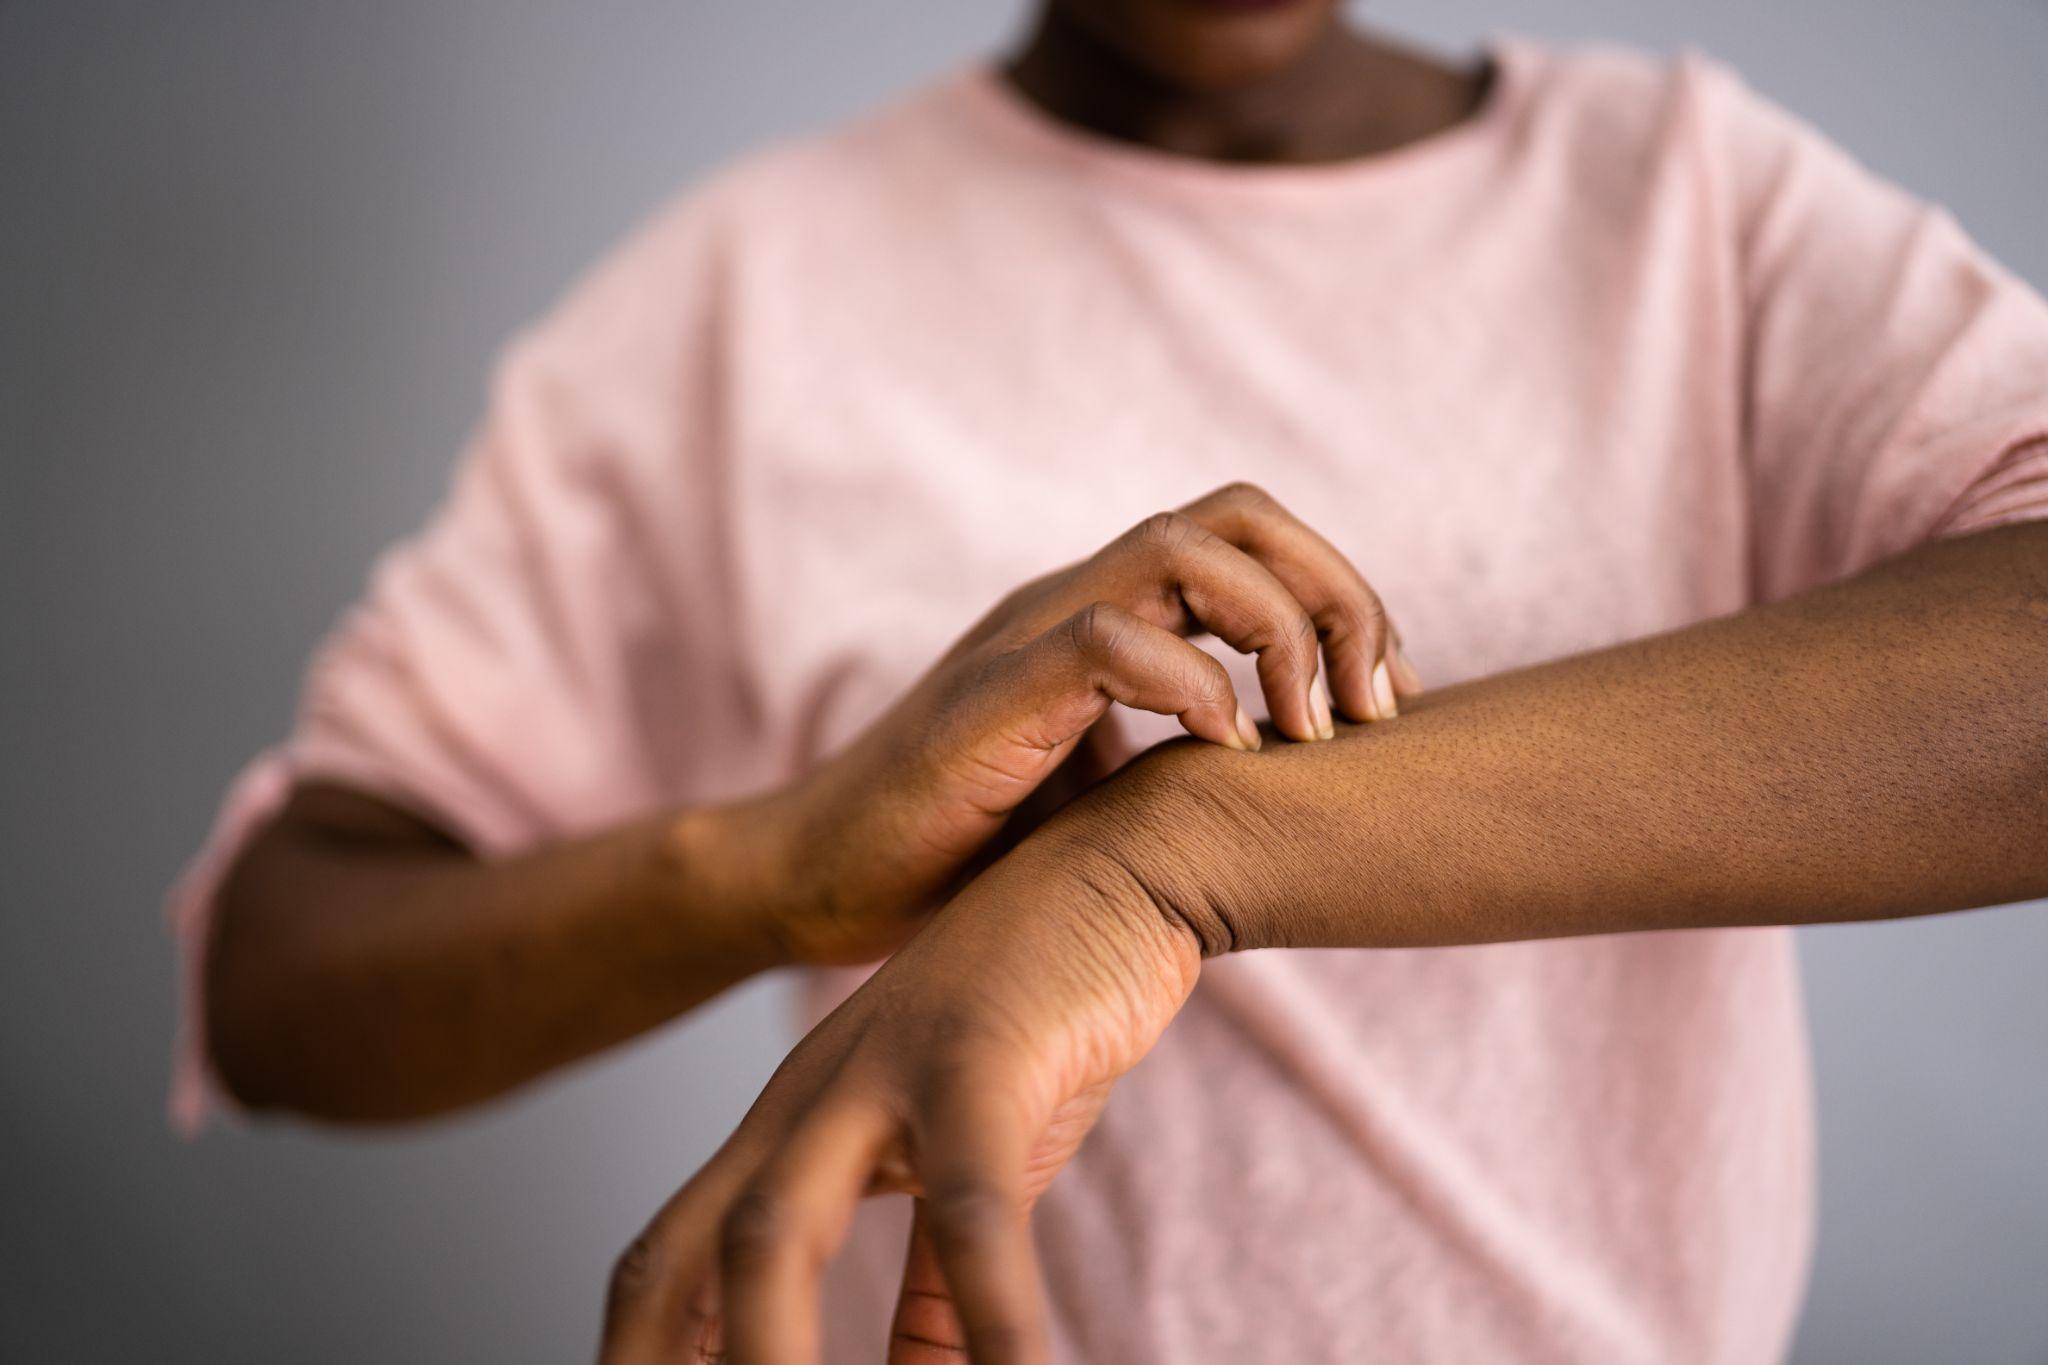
[1004,14,1491,167]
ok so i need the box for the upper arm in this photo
[178,195,743,1122]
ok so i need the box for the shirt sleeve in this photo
[1701,60,2048,599]
[167,196,741,1131]
[287,329,689,852]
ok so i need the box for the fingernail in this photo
[1310,683,1335,739]
[1392,643,1424,695]
[1235,706,1262,751]
[1372,660,1399,719]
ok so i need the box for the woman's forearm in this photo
[205,785,796,1123]
[1071,522,2048,955]
[202,481,1420,1123]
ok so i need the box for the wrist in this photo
[940,813,1207,1017]
[658,795,807,971]
[1035,736,1284,960]
[671,765,928,968]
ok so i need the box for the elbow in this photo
[202,904,402,1122]
[195,801,481,1125]
[202,840,368,1119]
[201,883,308,1116]
[201,860,476,1126]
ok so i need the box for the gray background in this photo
[3,1,2044,1360]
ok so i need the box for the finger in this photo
[1180,482,1396,717]
[909,1078,1048,1365]
[600,1141,759,1365]
[1102,511,1328,741]
[996,601,1258,753]
[601,1038,853,1364]
[947,710,1141,891]
[721,1095,895,1365]
[1180,481,1410,721]
[887,1205,967,1363]
[1389,628,1425,697]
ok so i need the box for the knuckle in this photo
[608,1233,660,1301]
[1273,609,1319,664]
[911,1037,1007,1110]
[1066,601,1128,660]
[1212,480,1275,512]
[1193,654,1232,705]
[1342,591,1390,645]
[1317,600,1383,656]
[718,1189,785,1269]
[1131,509,1199,558]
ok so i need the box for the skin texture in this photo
[598,520,2048,1365]
[205,483,1416,1120]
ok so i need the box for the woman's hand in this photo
[596,818,1202,1365]
[747,481,1417,964]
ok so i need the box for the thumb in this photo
[887,1202,969,1363]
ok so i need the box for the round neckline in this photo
[949,36,1534,208]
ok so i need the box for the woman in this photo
[176,1,2048,1361]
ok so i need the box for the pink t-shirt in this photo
[171,39,2048,1363]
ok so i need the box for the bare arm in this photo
[203,484,1408,1123]
[204,786,791,1123]
[594,522,2048,1363]
[1102,520,2048,954]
